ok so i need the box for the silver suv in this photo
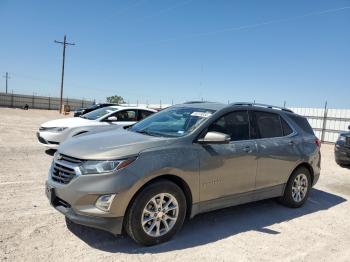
[46,102,321,246]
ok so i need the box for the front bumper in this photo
[46,181,124,235]
[45,155,141,235]
[37,132,61,149]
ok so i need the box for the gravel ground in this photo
[0,108,349,262]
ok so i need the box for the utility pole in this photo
[2,72,10,94]
[54,35,75,113]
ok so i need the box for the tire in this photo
[125,180,187,246]
[279,167,311,208]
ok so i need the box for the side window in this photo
[254,111,283,138]
[281,117,293,136]
[114,110,138,122]
[288,115,315,135]
[208,111,250,141]
[138,110,153,121]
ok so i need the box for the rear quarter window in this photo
[288,115,315,135]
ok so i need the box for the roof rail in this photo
[183,101,209,104]
[231,102,294,113]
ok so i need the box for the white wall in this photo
[290,107,350,143]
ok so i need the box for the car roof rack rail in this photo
[184,101,210,104]
[231,102,294,113]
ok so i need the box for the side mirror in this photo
[197,131,231,144]
[106,116,118,122]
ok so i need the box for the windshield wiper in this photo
[134,130,161,137]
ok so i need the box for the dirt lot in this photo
[0,108,350,262]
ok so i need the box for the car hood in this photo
[58,128,176,160]
[41,117,99,128]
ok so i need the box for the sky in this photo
[0,0,349,107]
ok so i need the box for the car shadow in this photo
[66,188,346,253]
[45,149,56,156]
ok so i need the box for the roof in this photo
[172,102,227,111]
[172,101,294,114]
[108,105,157,112]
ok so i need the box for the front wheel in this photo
[279,167,311,208]
[125,180,186,246]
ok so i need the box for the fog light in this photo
[95,194,116,212]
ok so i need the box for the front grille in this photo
[59,154,83,164]
[52,163,76,184]
[47,141,59,145]
[51,154,84,184]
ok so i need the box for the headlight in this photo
[338,135,346,142]
[43,127,68,132]
[78,157,136,175]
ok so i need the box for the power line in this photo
[138,0,195,21]
[135,6,350,46]
[54,35,75,113]
[2,72,11,94]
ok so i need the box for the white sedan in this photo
[37,106,156,149]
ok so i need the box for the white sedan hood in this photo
[41,117,102,128]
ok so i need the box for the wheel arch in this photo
[290,162,314,184]
[122,174,193,233]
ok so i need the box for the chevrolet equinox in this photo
[46,102,321,246]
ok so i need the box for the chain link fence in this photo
[0,92,94,111]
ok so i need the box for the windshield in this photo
[130,107,215,137]
[82,106,118,120]
[88,104,99,110]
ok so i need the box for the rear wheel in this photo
[279,167,311,208]
[125,180,186,246]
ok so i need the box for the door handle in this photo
[288,141,295,146]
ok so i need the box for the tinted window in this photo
[114,110,137,121]
[288,115,315,135]
[254,111,282,138]
[281,117,293,136]
[139,110,154,120]
[208,111,250,141]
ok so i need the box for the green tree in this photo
[106,95,125,104]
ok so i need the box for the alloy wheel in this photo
[292,173,308,202]
[141,193,179,237]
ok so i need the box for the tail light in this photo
[315,138,321,147]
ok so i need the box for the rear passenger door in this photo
[252,111,301,190]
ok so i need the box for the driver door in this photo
[197,110,258,209]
